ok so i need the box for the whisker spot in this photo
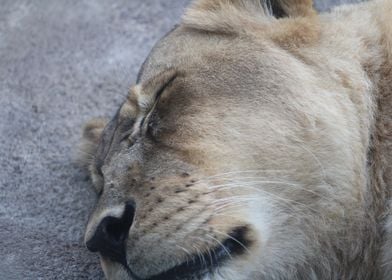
[175,189,187,193]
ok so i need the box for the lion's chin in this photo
[100,257,130,280]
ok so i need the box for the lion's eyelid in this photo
[127,68,178,141]
[132,68,178,112]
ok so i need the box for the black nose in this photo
[86,201,135,265]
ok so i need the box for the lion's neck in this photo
[366,20,392,218]
[329,0,392,227]
[359,0,392,210]
[316,0,392,272]
[320,0,392,209]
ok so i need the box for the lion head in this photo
[78,0,392,279]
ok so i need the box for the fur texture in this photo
[80,0,392,279]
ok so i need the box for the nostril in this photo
[102,201,136,243]
[105,219,129,244]
[86,201,136,262]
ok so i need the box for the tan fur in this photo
[79,0,392,279]
[183,0,320,47]
[278,0,315,16]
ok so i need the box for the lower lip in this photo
[100,226,250,279]
[100,257,111,278]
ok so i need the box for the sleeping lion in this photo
[78,0,392,279]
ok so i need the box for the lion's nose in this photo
[86,201,135,264]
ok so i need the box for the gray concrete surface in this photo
[0,0,359,279]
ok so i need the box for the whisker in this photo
[175,245,192,265]
[207,180,327,200]
[208,190,322,215]
[206,234,233,260]
[191,236,215,269]
[191,169,289,184]
[212,229,251,255]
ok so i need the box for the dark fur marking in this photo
[175,189,187,193]
[181,172,190,177]
[202,191,213,195]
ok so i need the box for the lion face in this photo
[83,45,318,279]
[79,0,384,279]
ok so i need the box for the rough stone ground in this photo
[0,0,358,279]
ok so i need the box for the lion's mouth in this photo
[124,226,251,280]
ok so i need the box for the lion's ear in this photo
[183,0,318,47]
[183,0,269,34]
[183,0,316,33]
[271,0,315,18]
[184,0,314,23]
[76,118,108,170]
